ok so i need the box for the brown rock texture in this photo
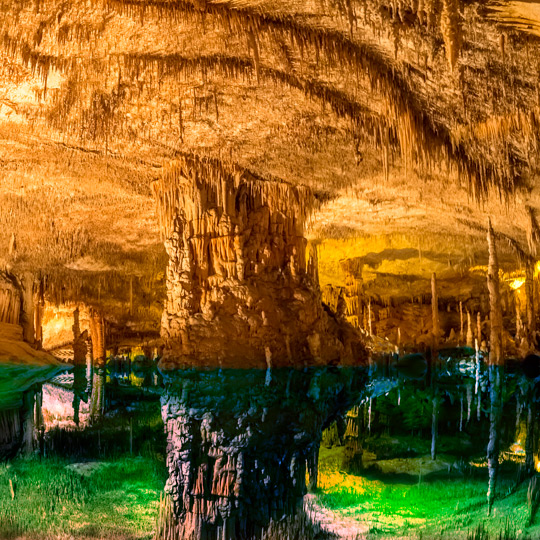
[153,155,364,368]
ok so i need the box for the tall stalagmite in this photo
[486,219,504,513]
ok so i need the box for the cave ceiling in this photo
[1,0,540,336]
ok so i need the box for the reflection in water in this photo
[6,352,540,538]
[159,367,366,539]
[156,353,540,539]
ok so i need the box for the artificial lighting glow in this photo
[509,278,525,290]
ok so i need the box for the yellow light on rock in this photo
[509,278,525,290]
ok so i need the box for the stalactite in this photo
[440,0,462,71]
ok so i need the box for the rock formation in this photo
[88,309,106,424]
[151,156,367,538]
[153,155,364,369]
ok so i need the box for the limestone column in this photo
[20,273,35,345]
[486,219,504,514]
[89,310,106,424]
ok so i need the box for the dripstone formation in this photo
[153,155,364,369]
[160,368,366,540]
[152,156,367,538]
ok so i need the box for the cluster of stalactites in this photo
[0,273,22,326]
[319,258,364,327]
[153,155,314,238]
[152,154,316,284]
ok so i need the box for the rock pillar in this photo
[152,156,363,368]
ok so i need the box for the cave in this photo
[2,0,540,538]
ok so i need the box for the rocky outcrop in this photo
[153,156,364,369]
[159,367,366,540]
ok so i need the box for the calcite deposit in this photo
[153,155,365,369]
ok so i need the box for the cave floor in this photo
[314,445,540,539]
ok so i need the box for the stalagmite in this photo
[517,294,524,337]
[431,272,439,348]
[466,311,473,347]
[486,218,504,514]
[477,312,482,346]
